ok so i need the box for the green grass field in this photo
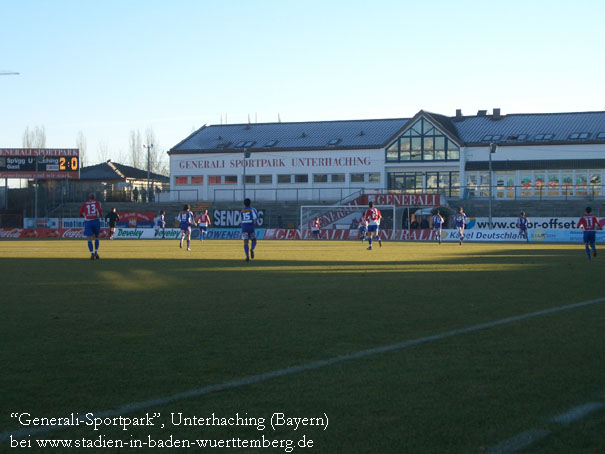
[1,239,604,453]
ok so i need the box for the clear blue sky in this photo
[2,0,604,165]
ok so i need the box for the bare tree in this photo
[145,127,169,176]
[22,125,46,148]
[76,131,87,167]
[115,147,128,165]
[128,130,142,169]
[97,141,110,163]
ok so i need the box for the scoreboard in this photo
[0,149,80,179]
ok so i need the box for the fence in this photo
[5,183,170,217]
[464,184,604,201]
[212,187,367,203]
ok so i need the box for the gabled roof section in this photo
[389,110,463,146]
[454,111,605,146]
[168,111,605,154]
[169,118,410,154]
[80,160,169,182]
[423,111,463,143]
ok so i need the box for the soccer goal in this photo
[300,205,396,235]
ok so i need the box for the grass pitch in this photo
[1,239,604,453]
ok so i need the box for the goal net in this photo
[300,205,396,235]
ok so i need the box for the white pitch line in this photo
[486,429,551,454]
[2,296,604,442]
[487,401,605,453]
[550,402,604,426]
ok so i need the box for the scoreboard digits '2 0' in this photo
[0,149,80,179]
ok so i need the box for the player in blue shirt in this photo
[432,210,445,245]
[454,207,467,245]
[517,211,529,242]
[177,204,196,251]
[241,198,258,262]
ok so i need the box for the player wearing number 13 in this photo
[577,206,600,260]
[79,193,103,260]
[241,198,258,262]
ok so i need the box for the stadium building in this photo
[168,109,605,203]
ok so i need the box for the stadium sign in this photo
[364,192,440,207]
[0,148,80,179]
[466,217,605,230]
[213,209,264,227]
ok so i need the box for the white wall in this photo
[466,143,605,163]
[170,149,385,201]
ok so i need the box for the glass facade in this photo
[386,118,460,162]
[388,171,460,197]
[465,169,605,198]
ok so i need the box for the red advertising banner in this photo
[263,229,437,241]
[362,193,441,207]
[117,212,156,227]
[0,148,80,179]
[0,228,107,239]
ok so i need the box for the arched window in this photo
[385,118,459,162]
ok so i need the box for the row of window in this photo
[385,169,605,198]
[483,132,605,142]
[175,172,381,186]
[466,169,603,198]
[387,171,460,197]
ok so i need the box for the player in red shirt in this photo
[311,217,322,239]
[358,215,368,243]
[196,209,211,242]
[364,201,382,250]
[577,206,600,260]
[79,193,103,260]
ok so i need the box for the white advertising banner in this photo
[23,218,60,229]
[59,218,109,229]
[439,229,605,243]
[466,217,605,230]
[113,228,263,240]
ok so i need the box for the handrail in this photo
[334,189,364,205]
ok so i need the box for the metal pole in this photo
[488,149,492,229]
[488,142,497,229]
[34,154,39,220]
[243,148,250,200]
[143,143,153,200]
[243,149,246,200]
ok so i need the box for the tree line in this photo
[22,126,169,176]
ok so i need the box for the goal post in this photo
[300,205,396,236]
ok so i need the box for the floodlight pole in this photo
[143,143,153,198]
[34,154,39,220]
[488,142,497,229]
